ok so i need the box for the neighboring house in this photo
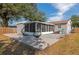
[49,20,72,34]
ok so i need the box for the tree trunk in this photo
[2,18,8,27]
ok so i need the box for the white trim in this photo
[42,31,53,34]
[24,31,54,36]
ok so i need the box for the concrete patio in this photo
[3,33,63,50]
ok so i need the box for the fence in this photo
[0,27,17,34]
[72,28,79,33]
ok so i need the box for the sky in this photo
[37,3,79,22]
[8,3,79,26]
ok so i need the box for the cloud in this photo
[47,15,63,22]
[47,3,76,22]
[53,3,76,15]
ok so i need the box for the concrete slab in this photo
[3,33,63,50]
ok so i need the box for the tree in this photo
[71,15,79,27]
[0,3,45,27]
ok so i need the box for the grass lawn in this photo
[35,33,79,55]
[0,29,79,55]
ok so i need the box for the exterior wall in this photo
[17,23,24,35]
[54,25,59,32]
[16,21,72,35]
[66,20,72,34]
[54,20,72,34]
[54,24,67,34]
[16,23,54,35]
[60,24,67,34]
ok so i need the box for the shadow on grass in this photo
[0,40,37,55]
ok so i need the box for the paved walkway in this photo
[3,33,63,50]
[41,33,63,45]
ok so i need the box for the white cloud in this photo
[47,15,63,22]
[53,3,76,15]
[47,3,76,22]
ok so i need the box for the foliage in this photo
[71,15,79,27]
[0,3,45,27]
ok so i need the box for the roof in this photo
[49,20,69,25]
[17,21,54,26]
[33,21,54,25]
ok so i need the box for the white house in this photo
[17,21,55,35]
[4,20,72,50]
[17,20,72,35]
[16,20,72,50]
[49,20,72,34]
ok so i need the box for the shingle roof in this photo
[49,20,69,25]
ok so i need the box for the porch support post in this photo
[41,24,42,32]
[29,23,30,32]
[45,25,47,32]
[35,23,37,32]
[47,25,49,32]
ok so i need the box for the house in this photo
[16,21,61,50]
[17,21,55,35]
[17,20,72,35]
[14,20,72,50]
[49,20,72,34]
[3,20,72,50]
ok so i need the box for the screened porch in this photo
[24,21,54,34]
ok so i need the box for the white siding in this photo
[54,25,59,32]
[66,20,72,34]
[54,20,72,34]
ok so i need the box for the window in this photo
[42,24,46,32]
[49,26,51,31]
[58,24,61,28]
[45,25,48,32]
[25,23,35,32]
[37,23,41,32]
[25,24,30,32]
[30,23,35,32]
[49,25,54,31]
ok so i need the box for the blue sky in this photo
[9,3,79,26]
[37,3,79,22]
